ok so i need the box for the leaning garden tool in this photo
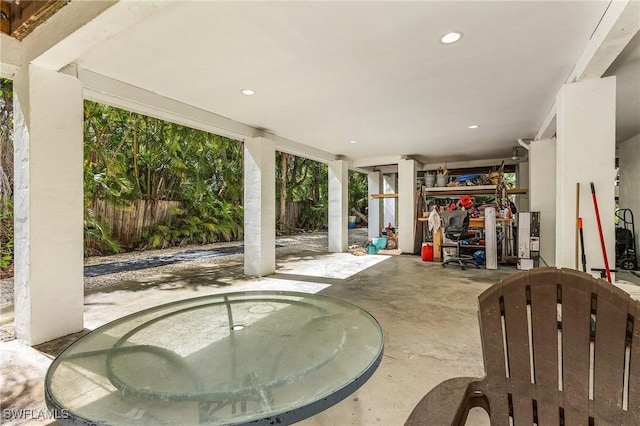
[590,182,611,283]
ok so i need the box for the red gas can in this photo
[421,243,434,261]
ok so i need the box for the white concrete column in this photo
[328,160,348,252]
[383,173,396,228]
[367,171,381,238]
[398,159,417,254]
[13,64,84,345]
[618,133,640,258]
[556,77,617,273]
[243,137,276,276]
[529,139,556,266]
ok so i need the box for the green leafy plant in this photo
[0,199,14,271]
[84,201,121,256]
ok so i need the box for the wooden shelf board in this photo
[370,193,399,199]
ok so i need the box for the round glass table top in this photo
[45,291,384,425]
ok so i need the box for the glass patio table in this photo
[45,291,384,425]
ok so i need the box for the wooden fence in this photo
[92,199,322,247]
[90,199,181,247]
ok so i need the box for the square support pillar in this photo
[398,159,417,254]
[243,137,276,276]
[367,171,381,238]
[328,160,348,252]
[13,64,84,345]
[529,139,557,266]
[556,77,616,273]
[383,174,396,228]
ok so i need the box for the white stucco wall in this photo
[618,133,640,262]
[555,77,616,275]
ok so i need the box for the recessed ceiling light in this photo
[441,32,463,44]
[350,140,357,144]
[468,124,479,129]
[241,89,255,95]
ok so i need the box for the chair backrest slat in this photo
[529,271,561,424]
[555,274,592,424]
[477,286,510,424]
[625,304,640,423]
[477,268,638,425]
[592,283,630,423]
[502,286,534,423]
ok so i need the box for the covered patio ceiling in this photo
[1,0,639,169]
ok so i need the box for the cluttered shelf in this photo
[370,186,528,199]
[417,217,512,224]
[423,185,528,196]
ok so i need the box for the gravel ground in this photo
[0,228,370,307]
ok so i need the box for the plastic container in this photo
[421,243,434,261]
[372,237,388,250]
[348,215,356,229]
[366,244,379,255]
[424,174,436,188]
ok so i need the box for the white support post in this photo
[485,207,498,270]
[556,77,617,274]
[368,171,381,238]
[243,137,276,276]
[328,160,348,253]
[398,159,417,254]
[382,173,396,228]
[13,64,84,345]
[529,139,557,266]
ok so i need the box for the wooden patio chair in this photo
[405,267,640,425]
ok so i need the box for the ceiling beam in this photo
[535,103,557,141]
[536,0,640,140]
[568,0,640,82]
[258,130,338,164]
[0,33,23,77]
[78,68,338,164]
[79,68,261,140]
[349,156,403,169]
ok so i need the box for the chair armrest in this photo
[404,377,479,426]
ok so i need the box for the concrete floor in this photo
[2,248,640,426]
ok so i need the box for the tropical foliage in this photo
[276,153,329,231]
[0,79,13,275]
[84,101,245,250]
[349,171,368,215]
[0,77,371,274]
